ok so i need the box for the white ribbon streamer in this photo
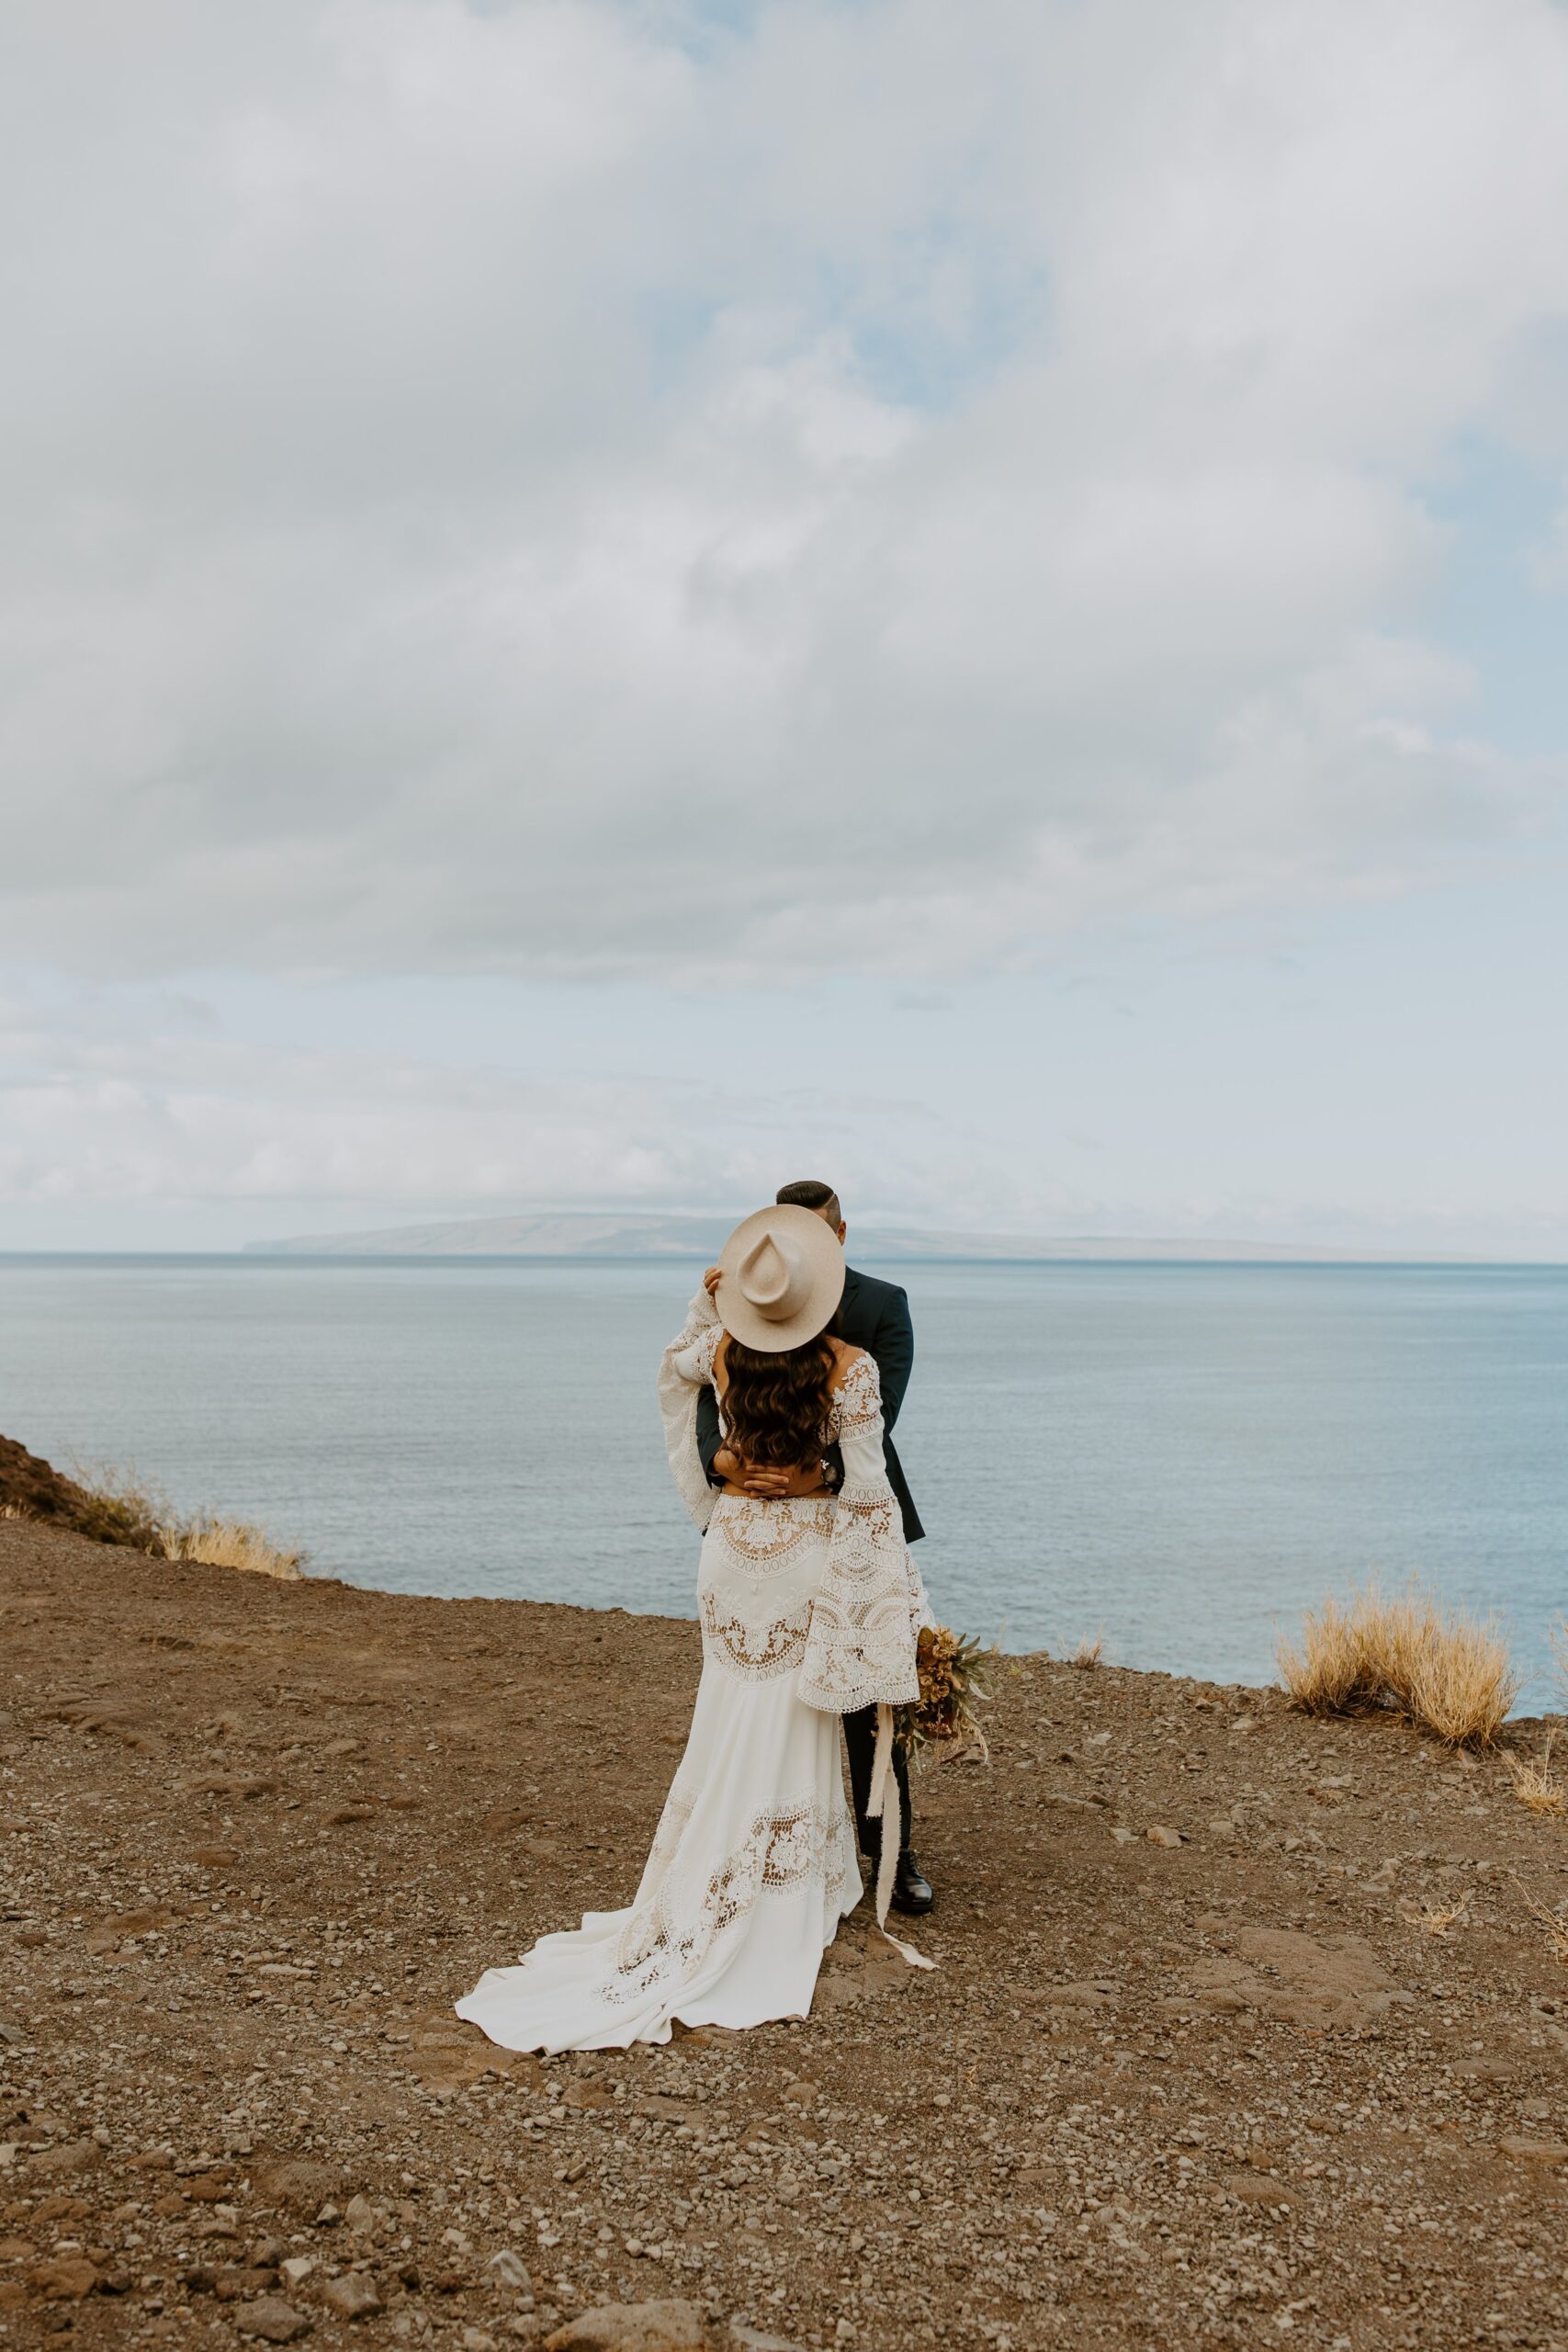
[867,1702,936,1972]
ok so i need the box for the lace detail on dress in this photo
[604,1795,853,2007]
[700,1593,812,1679]
[828,1350,882,1441]
[711,1494,836,1566]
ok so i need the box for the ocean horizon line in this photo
[6,1246,1568,1271]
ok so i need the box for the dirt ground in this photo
[2,1519,1566,2352]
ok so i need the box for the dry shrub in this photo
[65,1463,305,1580]
[1071,1632,1104,1670]
[1509,1874,1568,1964]
[67,1460,176,1555]
[1398,1890,1470,1938]
[1277,1581,1518,1749]
[1506,1731,1565,1817]
[168,1516,306,1581]
[1276,1592,1363,1714]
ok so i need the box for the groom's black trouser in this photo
[843,1703,912,1857]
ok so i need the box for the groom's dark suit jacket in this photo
[695,1263,924,1544]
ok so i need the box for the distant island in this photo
[244,1211,1454,1263]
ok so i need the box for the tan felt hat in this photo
[716,1203,846,1353]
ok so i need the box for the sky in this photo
[4,0,1568,1255]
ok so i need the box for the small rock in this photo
[729,2324,802,2352]
[280,2256,317,2286]
[462,2333,500,2352]
[546,2299,709,2352]
[561,2080,615,2111]
[315,2201,342,2227]
[234,2297,314,2343]
[1145,1826,1182,1849]
[218,2268,282,2302]
[253,2158,344,2216]
[28,2138,103,2179]
[1222,2170,1299,2207]
[343,2194,378,2234]
[490,2250,536,2298]
[1497,2135,1568,2166]
[27,2257,98,2301]
[322,2273,385,2320]
[1043,1981,1118,2008]
[1110,1826,1135,1845]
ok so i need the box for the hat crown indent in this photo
[738,1231,803,1319]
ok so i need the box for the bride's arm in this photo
[657,1286,723,1531]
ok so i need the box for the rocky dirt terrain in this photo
[2,1519,1566,2352]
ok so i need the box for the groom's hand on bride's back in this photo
[714,1445,795,1499]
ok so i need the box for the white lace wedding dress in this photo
[455,1287,928,2053]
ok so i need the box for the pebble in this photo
[490,2248,536,2298]
[546,2298,710,2352]
[322,2272,385,2319]
[26,2257,97,2301]
[233,2296,314,2343]
[1496,2136,1568,2166]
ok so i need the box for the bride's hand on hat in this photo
[703,1265,722,1297]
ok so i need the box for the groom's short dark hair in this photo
[777,1178,841,1224]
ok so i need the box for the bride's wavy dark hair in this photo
[721,1329,837,1471]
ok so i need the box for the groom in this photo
[697,1179,934,1917]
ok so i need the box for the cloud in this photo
[5,0,1568,984]
[0,989,972,1226]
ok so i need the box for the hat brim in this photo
[715,1203,846,1353]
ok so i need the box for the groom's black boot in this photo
[891,1849,934,1917]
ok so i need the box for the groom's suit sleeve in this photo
[695,1384,725,1487]
[871,1284,915,1431]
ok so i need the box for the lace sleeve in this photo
[657,1288,722,1532]
[797,1352,921,1713]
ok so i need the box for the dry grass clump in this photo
[1509,1874,1568,1964]
[1277,1582,1518,1749]
[167,1516,306,1581]
[1505,1730,1565,1817]
[67,1461,178,1555]
[1398,1890,1470,1938]
[68,1464,306,1580]
[1071,1632,1104,1669]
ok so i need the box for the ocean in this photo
[0,1254,1562,1710]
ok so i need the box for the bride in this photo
[456,1203,931,2053]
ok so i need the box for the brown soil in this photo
[2,1519,1565,2352]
